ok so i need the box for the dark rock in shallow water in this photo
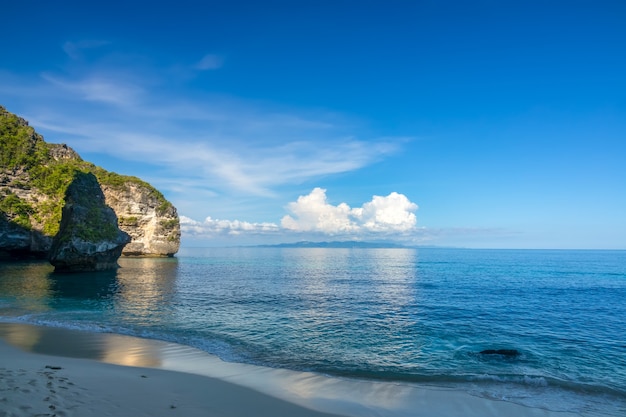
[479,349,521,357]
[48,172,130,272]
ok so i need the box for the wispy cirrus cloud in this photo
[0,40,410,225]
[194,54,224,70]
[31,114,400,196]
[63,40,111,60]
[12,72,404,196]
[40,73,144,106]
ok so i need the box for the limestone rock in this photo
[102,182,181,257]
[48,143,81,161]
[48,172,130,272]
[0,168,55,258]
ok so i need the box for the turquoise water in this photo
[1,248,625,416]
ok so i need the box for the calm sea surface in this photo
[1,248,625,416]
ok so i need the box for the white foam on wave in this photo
[470,373,549,387]
[1,320,622,417]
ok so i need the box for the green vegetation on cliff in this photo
[0,192,34,229]
[0,109,49,170]
[91,166,172,215]
[0,105,174,237]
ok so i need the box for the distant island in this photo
[256,241,409,249]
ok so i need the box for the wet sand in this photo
[0,323,578,417]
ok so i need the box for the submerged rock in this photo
[48,172,130,272]
[479,349,521,357]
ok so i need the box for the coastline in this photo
[0,323,581,417]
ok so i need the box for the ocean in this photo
[0,247,625,416]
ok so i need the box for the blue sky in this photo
[1,1,625,249]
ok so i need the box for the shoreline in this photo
[0,330,342,417]
[0,322,582,417]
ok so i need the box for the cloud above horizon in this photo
[180,216,280,237]
[181,188,419,241]
[282,188,418,234]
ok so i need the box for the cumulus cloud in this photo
[180,189,419,241]
[281,188,358,233]
[354,192,418,232]
[281,188,418,235]
[180,215,280,237]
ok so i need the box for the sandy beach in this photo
[0,323,585,417]
[0,332,343,417]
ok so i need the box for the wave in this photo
[2,314,625,416]
[2,314,622,393]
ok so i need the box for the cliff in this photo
[0,105,180,259]
[100,178,180,257]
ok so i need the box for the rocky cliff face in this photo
[102,182,180,257]
[0,105,180,259]
[48,172,131,272]
[0,215,49,259]
[0,168,54,258]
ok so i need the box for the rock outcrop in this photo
[0,215,36,259]
[48,172,131,272]
[0,105,180,259]
[102,183,180,257]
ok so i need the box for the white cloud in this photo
[180,216,280,237]
[28,110,399,196]
[7,45,405,197]
[355,192,418,232]
[0,41,410,219]
[195,54,223,70]
[41,73,143,106]
[63,40,110,60]
[281,188,359,233]
[281,188,418,235]
[180,188,419,242]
